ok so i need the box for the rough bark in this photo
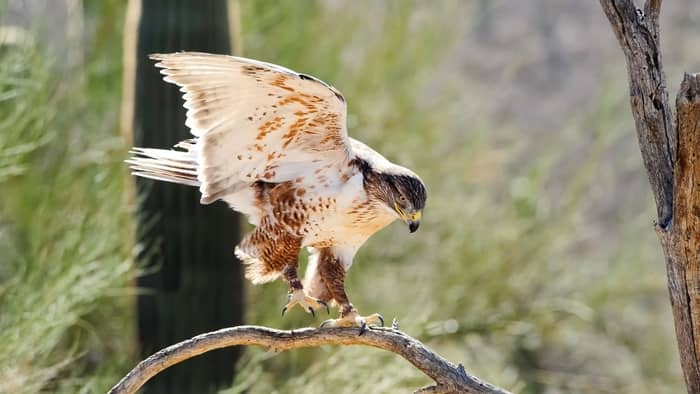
[671,72,700,391]
[600,1,700,392]
[109,326,511,394]
[600,0,675,225]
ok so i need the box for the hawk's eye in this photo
[398,195,407,203]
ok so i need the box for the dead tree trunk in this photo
[600,1,700,392]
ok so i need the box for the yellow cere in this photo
[410,211,421,221]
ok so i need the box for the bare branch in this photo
[108,325,510,394]
[599,0,675,226]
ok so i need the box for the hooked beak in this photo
[394,202,422,233]
[406,210,422,233]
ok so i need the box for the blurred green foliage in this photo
[0,1,685,393]
[0,1,133,393]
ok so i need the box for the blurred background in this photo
[2,0,699,393]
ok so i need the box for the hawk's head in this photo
[360,166,426,233]
[353,148,427,233]
[384,173,426,232]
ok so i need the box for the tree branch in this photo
[599,0,675,226]
[108,325,511,394]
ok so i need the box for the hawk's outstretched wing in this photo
[146,52,353,203]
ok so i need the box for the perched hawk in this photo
[128,52,426,330]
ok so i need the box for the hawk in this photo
[128,52,426,331]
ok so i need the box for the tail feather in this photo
[127,147,200,187]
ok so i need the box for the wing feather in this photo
[150,52,354,203]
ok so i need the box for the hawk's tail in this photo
[126,144,200,187]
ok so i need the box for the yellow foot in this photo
[281,289,329,317]
[320,311,384,335]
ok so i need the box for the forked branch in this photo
[108,325,510,394]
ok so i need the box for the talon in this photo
[319,300,330,314]
[319,311,384,330]
[376,314,385,327]
[359,320,368,336]
[281,289,327,317]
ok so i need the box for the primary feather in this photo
[154,52,349,204]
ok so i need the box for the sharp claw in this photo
[359,320,367,336]
[318,300,330,314]
[282,306,288,316]
[308,307,315,317]
[320,319,331,328]
[377,314,385,327]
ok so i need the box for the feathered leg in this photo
[236,220,327,317]
[315,248,383,333]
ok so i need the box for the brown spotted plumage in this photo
[127,52,427,330]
